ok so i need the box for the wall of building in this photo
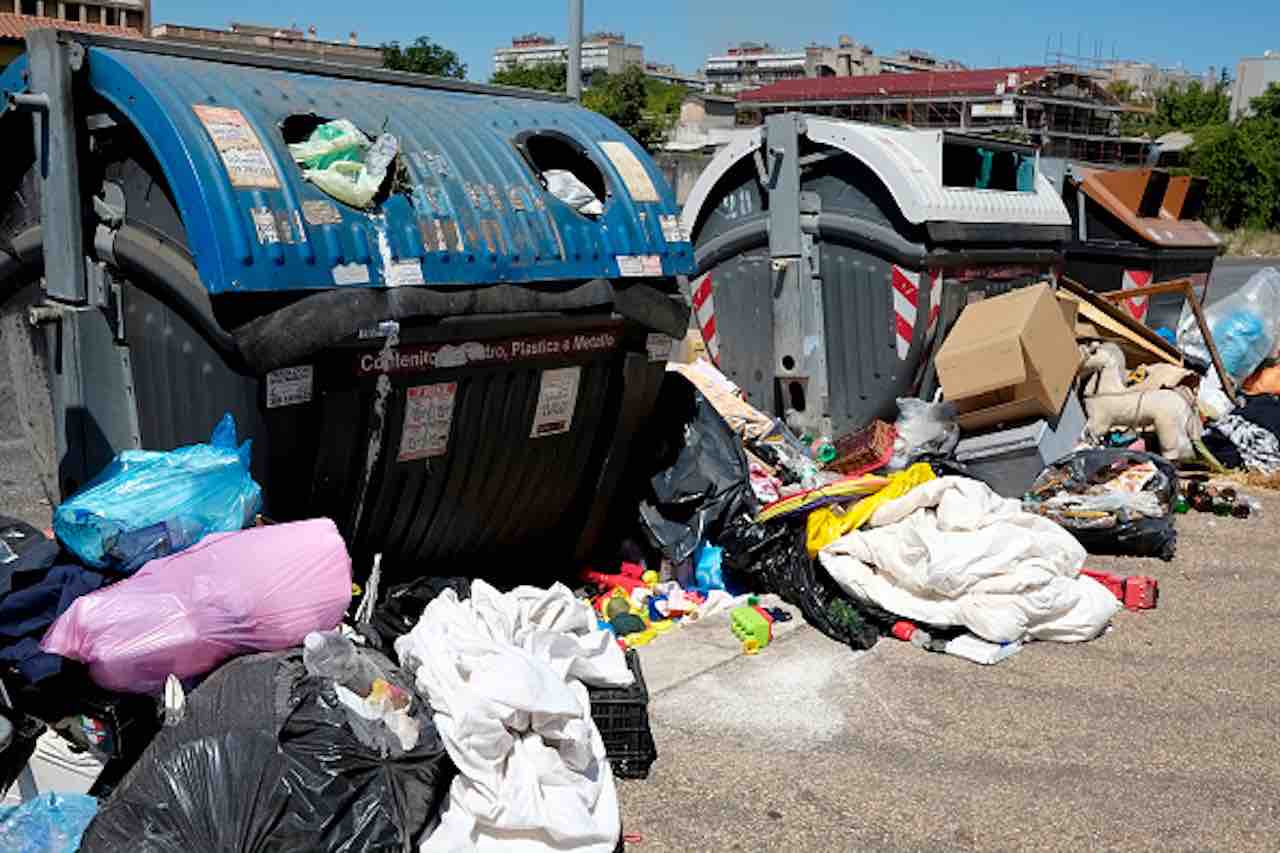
[1,0,147,32]
[151,23,384,67]
[1231,54,1280,119]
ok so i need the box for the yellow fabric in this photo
[805,463,936,556]
[756,474,890,523]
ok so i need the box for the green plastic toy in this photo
[730,605,774,653]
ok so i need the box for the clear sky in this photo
[152,0,1280,82]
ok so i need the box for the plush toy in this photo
[1078,342,1201,462]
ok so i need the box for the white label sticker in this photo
[616,254,663,277]
[265,365,314,408]
[599,141,661,202]
[645,333,673,362]
[399,383,457,461]
[659,214,687,243]
[531,367,582,438]
[386,259,425,287]
[192,105,280,189]
[358,320,401,340]
[332,263,371,285]
[250,207,280,244]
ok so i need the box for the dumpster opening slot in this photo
[942,140,1031,192]
[514,131,607,218]
[788,380,806,413]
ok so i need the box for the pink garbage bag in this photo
[41,518,352,694]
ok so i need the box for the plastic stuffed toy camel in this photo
[1077,342,1200,462]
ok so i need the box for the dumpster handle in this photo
[0,223,243,368]
[693,214,927,273]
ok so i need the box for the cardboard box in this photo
[935,283,1082,431]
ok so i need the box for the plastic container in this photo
[587,650,657,780]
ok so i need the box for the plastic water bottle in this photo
[909,628,932,649]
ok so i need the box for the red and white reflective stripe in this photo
[1121,268,1152,322]
[925,268,943,339]
[891,265,921,360]
[691,273,720,364]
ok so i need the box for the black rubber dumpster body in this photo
[682,114,1072,437]
[0,32,693,574]
[1062,165,1224,333]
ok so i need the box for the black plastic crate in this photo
[589,649,657,780]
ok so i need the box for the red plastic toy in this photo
[1123,576,1159,610]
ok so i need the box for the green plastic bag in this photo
[288,119,369,170]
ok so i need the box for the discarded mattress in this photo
[395,580,632,853]
[819,477,1120,643]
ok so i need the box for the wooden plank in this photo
[1060,277,1183,364]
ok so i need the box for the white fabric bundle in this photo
[395,580,633,853]
[819,477,1121,643]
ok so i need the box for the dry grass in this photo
[1218,469,1280,492]
[1221,229,1280,258]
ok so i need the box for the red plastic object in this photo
[582,561,648,594]
[1081,569,1126,602]
[890,620,917,642]
[1124,576,1159,610]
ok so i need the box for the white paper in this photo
[332,263,371,285]
[250,208,280,244]
[191,105,280,189]
[399,383,457,461]
[659,214,687,243]
[616,254,662,278]
[265,365,313,408]
[531,367,581,437]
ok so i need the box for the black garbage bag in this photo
[80,651,452,852]
[720,516,888,650]
[1026,449,1179,560]
[637,374,756,563]
[367,575,472,650]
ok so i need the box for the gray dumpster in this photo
[682,114,1072,437]
[0,30,693,574]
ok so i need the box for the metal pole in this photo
[567,0,583,100]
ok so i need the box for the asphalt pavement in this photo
[1205,257,1280,305]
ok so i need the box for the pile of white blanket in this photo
[819,477,1121,643]
[395,580,633,853]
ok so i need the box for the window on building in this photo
[20,0,37,15]
[125,9,141,30]
[64,2,81,21]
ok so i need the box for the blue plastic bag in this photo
[53,414,262,571]
[0,792,98,853]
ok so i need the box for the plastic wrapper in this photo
[889,397,958,470]
[41,518,352,694]
[290,119,399,209]
[1025,450,1178,560]
[1178,267,1280,381]
[53,413,261,571]
[79,651,452,853]
[637,373,757,563]
[0,792,97,853]
[544,169,604,215]
[304,630,421,755]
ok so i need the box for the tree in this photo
[1107,80,1137,104]
[490,63,568,93]
[1250,82,1280,120]
[382,37,466,79]
[1122,80,1231,137]
[581,66,686,151]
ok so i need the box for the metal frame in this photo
[60,31,573,102]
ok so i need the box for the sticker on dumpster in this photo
[250,208,280,244]
[398,382,457,461]
[332,263,371,285]
[355,328,621,376]
[265,365,314,408]
[531,367,581,437]
[659,214,688,243]
[646,333,673,362]
[192,105,280,189]
[302,200,343,226]
[616,254,662,277]
[599,141,660,202]
[386,259,425,287]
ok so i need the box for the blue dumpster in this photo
[0,31,693,573]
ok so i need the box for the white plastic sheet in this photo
[819,477,1120,643]
[395,580,632,853]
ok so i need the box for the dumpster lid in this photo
[682,116,1070,234]
[2,33,693,295]
[1072,166,1222,250]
